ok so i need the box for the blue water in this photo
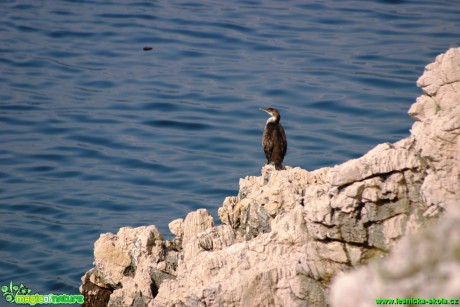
[1,0,459,297]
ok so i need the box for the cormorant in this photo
[259,107,287,170]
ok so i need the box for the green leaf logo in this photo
[1,281,31,303]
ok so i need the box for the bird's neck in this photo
[266,116,279,124]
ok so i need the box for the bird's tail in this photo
[274,163,283,170]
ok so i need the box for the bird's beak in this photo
[259,108,269,113]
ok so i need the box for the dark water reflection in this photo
[1,0,459,294]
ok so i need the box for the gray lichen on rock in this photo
[80,48,460,306]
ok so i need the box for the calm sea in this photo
[1,0,459,296]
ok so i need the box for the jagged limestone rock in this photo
[80,225,178,306]
[80,48,460,307]
[330,47,460,307]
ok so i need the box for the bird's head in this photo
[259,107,281,123]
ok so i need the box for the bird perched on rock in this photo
[259,107,287,170]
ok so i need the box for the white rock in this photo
[80,48,460,307]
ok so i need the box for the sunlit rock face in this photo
[80,48,460,307]
[330,48,460,307]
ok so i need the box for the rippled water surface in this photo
[1,0,459,295]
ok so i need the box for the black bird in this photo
[259,107,287,170]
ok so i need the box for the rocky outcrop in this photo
[330,48,460,307]
[80,225,179,306]
[80,48,460,306]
